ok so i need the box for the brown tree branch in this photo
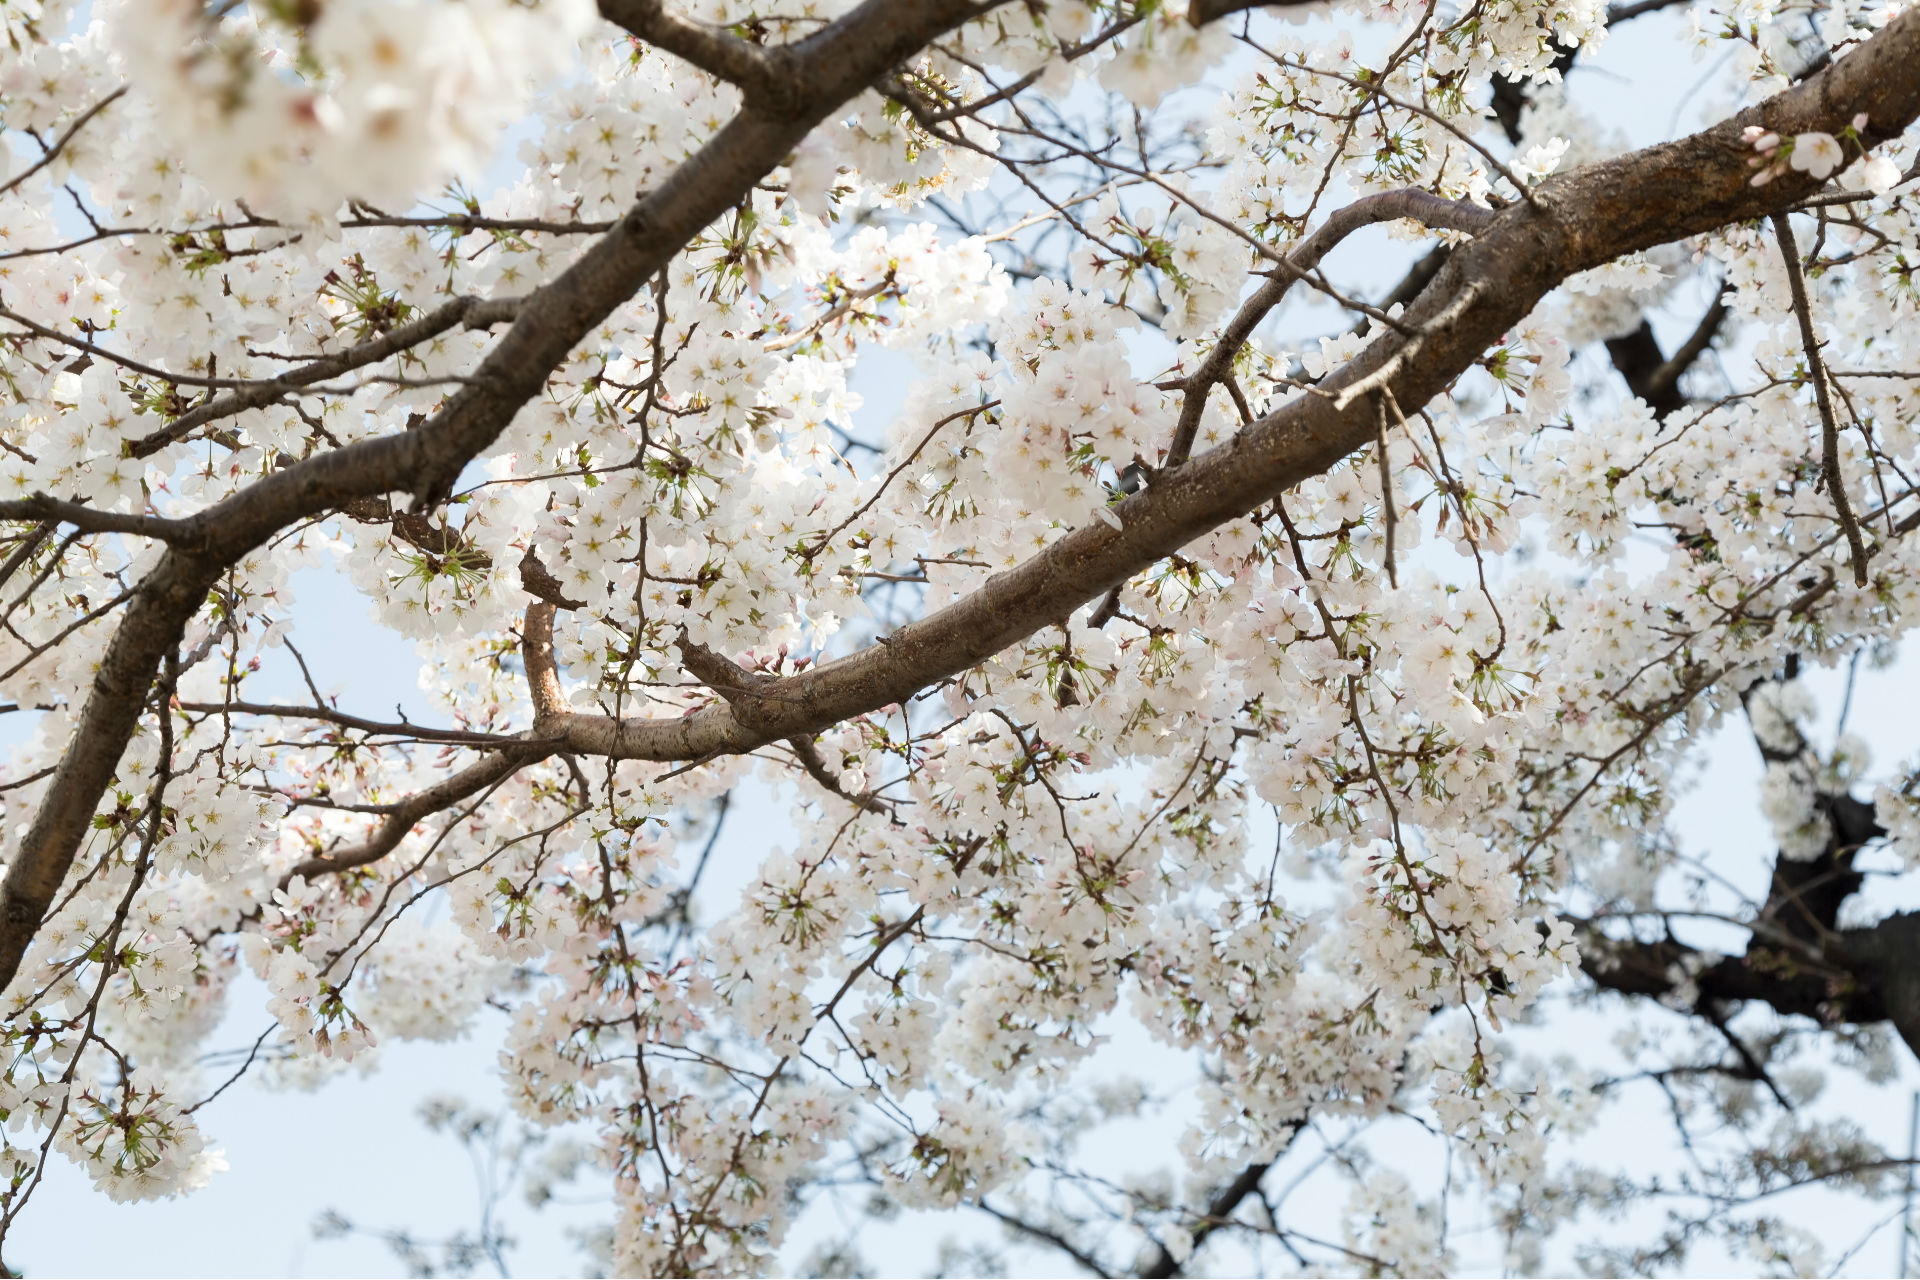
[285,747,549,882]
[1577,923,1878,1027]
[597,0,787,106]
[1185,0,1343,23]
[1575,772,1920,1058]
[6,0,1920,1003]
[1837,913,1920,1058]
[493,14,1920,782]
[175,701,524,748]
[521,599,572,728]
[517,548,585,610]
[1141,1159,1278,1277]
[0,497,192,542]
[1575,905,1920,1065]
[124,294,521,458]
[786,733,895,818]
[282,594,601,884]
[0,0,1009,993]
[1603,292,1731,416]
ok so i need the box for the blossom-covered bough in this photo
[5,0,1920,1272]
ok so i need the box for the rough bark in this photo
[532,14,1920,770]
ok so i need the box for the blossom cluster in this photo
[0,0,1915,1274]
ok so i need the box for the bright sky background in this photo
[10,7,1920,1278]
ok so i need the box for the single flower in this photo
[1790,131,1844,178]
[1861,154,1903,193]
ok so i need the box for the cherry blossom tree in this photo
[3,0,1920,1273]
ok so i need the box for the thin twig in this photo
[1771,210,1869,585]
[1372,392,1398,587]
[0,88,127,199]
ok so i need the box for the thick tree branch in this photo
[1768,791,1876,935]
[1577,922,1880,1027]
[517,548,585,610]
[596,1,788,106]
[1605,321,1675,413]
[1602,291,1731,416]
[1602,294,1731,418]
[0,0,1006,996]
[521,600,573,729]
[493,16,1920,781]
[1185,0,1340,22]
[0,497,192,542]
[1578,904,1920,1063]
[1575,773,1920,1058]
[7,0,1920,1006]
[1837,913,1920,1057]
